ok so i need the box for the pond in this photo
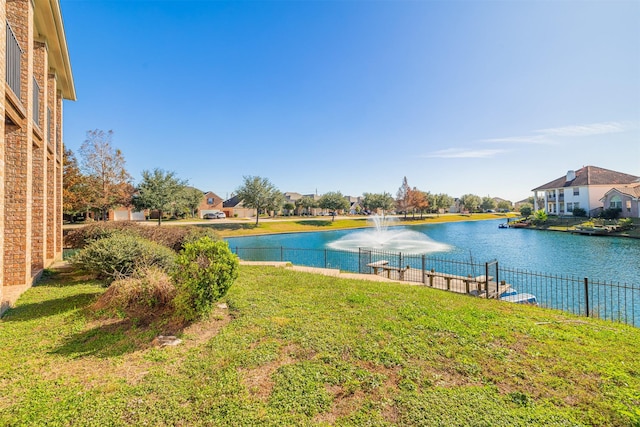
[226,219,640,286]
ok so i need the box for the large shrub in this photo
[70,234,176,284]
[138,226,219,252]
[572,207,587,218]
[600,208,621,220]
[172,237,239,321]
[93,267,176,319]
[519,203,533,218]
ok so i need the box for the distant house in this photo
[109,207,146,221]
[600,184,640,218]
[199,191,224,218]
[532,166,640,216]
[223,195,255,219]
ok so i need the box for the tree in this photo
[459,194,481,213]
[396,176,412,218]
[179,187,204,218]
[235,176,281,225]
[266,191,285,218]
[435,193,454,216]
[296,196,317,216]
[63,148,90,221]
[79,129,133,220]
[497,200,512,212]
[362,192,395,214]
[519,203,533,217]
[318,191,349,221]
[408,188,429,218]
[134,169,187,225]
[283,202,295,216]
[481,196,497,212]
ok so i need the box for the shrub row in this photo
[65,221,219,252]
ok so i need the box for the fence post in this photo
[485,262,490,298]
[324,249,327,268]
[399,252,403,270]
[358,248,361,274]
[280,246,283,262]
[584,277,590,318]
[422,255,426,285]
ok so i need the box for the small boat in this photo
[500,288,538,305]
[498,223,508,229]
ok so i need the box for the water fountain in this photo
[327,214,451,254]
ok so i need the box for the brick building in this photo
[1,0,75,314]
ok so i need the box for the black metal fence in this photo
[231,246,639,328]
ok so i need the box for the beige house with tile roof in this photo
[600,184,640,218]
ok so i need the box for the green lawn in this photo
[1,265,639,426]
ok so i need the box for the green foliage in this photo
[618,218,633,230]
[572,207,587,217]
[64,221,143,248]
[459,194,482,213]
[70,234,176,284]
[362,192,395,212]
[235,175,282,225]
[519,203,533,217]
[172,237,239,321]
[133,168,187,225]
[532,209,548,225]
[481,196,496,212]
[318,191,350,220]
[600,208,621,220]
[64,221,219,252]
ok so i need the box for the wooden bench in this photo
[367,260,410,280]
[367,260,389,275]
[424,269,493,293]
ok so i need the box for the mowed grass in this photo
[198,213,516,237]
[1,265,639,426]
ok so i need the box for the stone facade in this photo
[1,0,75,314]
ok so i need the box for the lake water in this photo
[226,219,640,286]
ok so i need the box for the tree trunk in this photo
[157,210,162,226]
[255,210,259,226]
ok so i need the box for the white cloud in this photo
[425,148,507,159]
[480,135,552,145]
[535,121,632,137]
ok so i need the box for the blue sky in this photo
[60,0,640,203]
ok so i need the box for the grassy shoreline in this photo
[194,213,518,238]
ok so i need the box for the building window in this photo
[574,202,580,210]
[626,200,631,212]
[207,198,213,204]
[573,187,579,196]
[609,195,622,209]
[567,203,573,212]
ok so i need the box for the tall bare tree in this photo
[79,129,133,220]
[396,176,412,218]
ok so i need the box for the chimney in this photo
[566,170,576,182]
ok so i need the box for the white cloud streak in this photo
[425,148,507,159]
[535,121,631,137]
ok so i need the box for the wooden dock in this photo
[367,262,510,298]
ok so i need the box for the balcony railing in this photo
[6,22,22,99]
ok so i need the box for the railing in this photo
[33,77,40,127]
[231,246,640,328]
[6,22,22,98]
